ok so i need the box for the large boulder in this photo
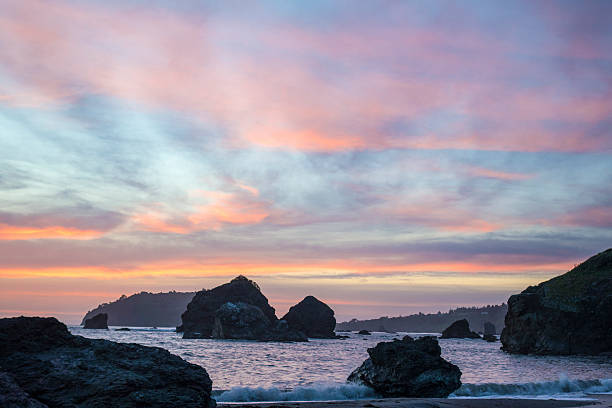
[83,312,108,329]
[348,336,461,397]
[179,276,277,338]
[180,276,307,341]
[440,319,480,339]
[281,296,336,338]
[0,317,215,408]
[501,249,612,355]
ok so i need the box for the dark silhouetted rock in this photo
[83,312,108,329]
[483,334,497,342]
[281,296,336,338]
[82,291,195,327]
[483,321,496,336]
[501,249,612,355]
[0,317,215,408]
[440,319,480,339]
[115,328,131,331]
[0,371,48,408]
[180,276,306,341]
[358,330,371,335]
[348,336,461,397]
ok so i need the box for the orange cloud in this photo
[133,186,270,234]
[0,224,107,240]
[464,166,534,181]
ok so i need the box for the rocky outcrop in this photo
[501,249,612,355]
[0,371,48,408]
[82,291,195,327]
[281,296,336,338]
[83,312,108,329]
[179,276,306,341]
[482,322,497,342]
[0,317,215,408]
[348,336,461,397]
[440,319,480,339]
[358,329,372,335]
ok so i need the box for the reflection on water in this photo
[70,327,612,391]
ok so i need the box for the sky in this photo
[1,0,611,324]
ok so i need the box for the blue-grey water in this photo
[70,327,612,402]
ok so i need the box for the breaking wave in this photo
[452,376,612,399]
[215,383,378,402]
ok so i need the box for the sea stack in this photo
[282,296,337,338]
[348,335,462,397]
[440,319,480,339]
[179,276,306,341]
[0,317,216,408]
[83,312,108,329]
[501,248,612,355]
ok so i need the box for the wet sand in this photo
[219,394,612,408]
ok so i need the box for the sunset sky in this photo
[1,0,611,324]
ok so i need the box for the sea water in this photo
[70,327,612,402]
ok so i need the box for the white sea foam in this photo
[451,375,612,399]
[216,383,378,402]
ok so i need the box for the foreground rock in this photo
[179,276,306,341]
[0,317,215,408]
[501,248,612,355]
[348,336,461,397]
[281,296,337,338]
[440,319,480,339]
[83,312,108,329]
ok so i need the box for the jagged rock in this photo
[0,317,215,408]
[180,276,306,341]
[440,319,480,339]
[501,249,612,355]
[281,296,336,338]
[83,312,108,329]
[348,336,462,397]
[358,329,372,335]
[212,302,272,339]
[0,371,48,408]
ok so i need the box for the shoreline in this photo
[218,394,612,408]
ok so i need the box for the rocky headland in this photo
[439,319,480,339]
[0,316,215,407]
[501,248,612,355]
[347,335,462,397]
[81,291,196,327]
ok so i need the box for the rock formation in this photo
[281,296,336,338]
[440,319,480,339]
[482,321,497,342]
[179,276,306,341]
[83,312,108,329]
[348,335,462,397]
[0,317,216,408]
[82,291,195,327]
[358,329,372,335]
[501,248,612,355]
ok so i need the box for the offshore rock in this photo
[501,249,612,355]
[348,336,461,397]
[440,319,480,339]
[83,312,108,329]
[0,317,216,408]
[483,321,496,336]
[181,276,307,341]
[358,329,372,335]
[281,296,336,338]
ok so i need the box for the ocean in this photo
[69,327,612,402]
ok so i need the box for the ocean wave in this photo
[451,376,612,399]
[216,383,378,402]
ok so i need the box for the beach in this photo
[219,394,612,408]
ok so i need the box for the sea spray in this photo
[216,383,378,402]
[451,376,612,399]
